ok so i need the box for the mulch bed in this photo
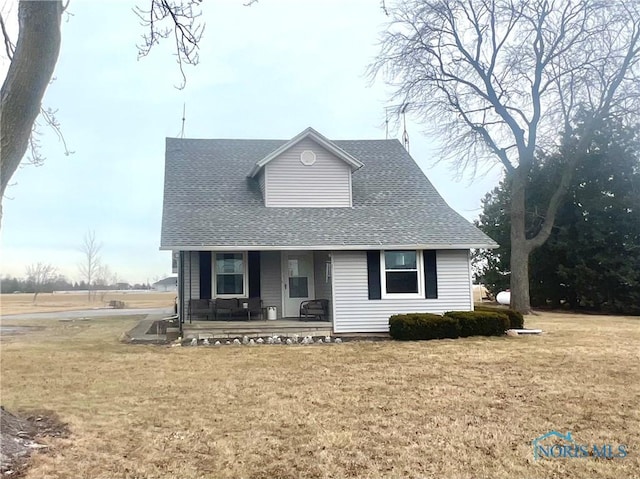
[0,407,70,477]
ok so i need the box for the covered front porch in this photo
[176,249,333,330]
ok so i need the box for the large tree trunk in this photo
[510,236,532,314]
[0,1,63,226]
[508,135,597,314]
[509,168,532,314]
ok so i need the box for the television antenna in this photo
[179,103,186,138]
[384,103,410,152]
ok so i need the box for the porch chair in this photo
[246,297,263,320]
[299,299,330,321]
[189,299,212,321]
[214,298,238,320]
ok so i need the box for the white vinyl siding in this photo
[184,251,200,300]
[179,251,200,320]
[332,250,473,333]
[260,251,282,317]
[257,170,266,198]
[264,138,352,207]
[313,251,332,319]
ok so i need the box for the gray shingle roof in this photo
[160,136,497,250]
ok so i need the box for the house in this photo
[160,127,497,333]
[152,276,178,292]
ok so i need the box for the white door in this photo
[282,252,315,317]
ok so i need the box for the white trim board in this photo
[161,243,497,251]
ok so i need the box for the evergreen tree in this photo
[476,117,640,314]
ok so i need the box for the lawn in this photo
[1,312,638,478]
[1,291,175,316]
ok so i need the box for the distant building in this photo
[152,276,178,292]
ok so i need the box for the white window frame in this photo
[212,252,248,298]
[380,250,424,299]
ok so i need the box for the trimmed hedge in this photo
[474,305,524,329]
[389,313,459,340]
[444,311,510,337]
[389,311,512,341]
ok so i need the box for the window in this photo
[287,258,309,298]
[214,253,247,297]
[381,250,422,297]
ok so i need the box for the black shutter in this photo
[424,250,438,299]
[367,251,382,300]
[199,251,212,299]
[248,251,261,298]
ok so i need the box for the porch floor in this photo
[182,319,332,340]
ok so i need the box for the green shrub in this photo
[444,311,510,337]
[474,305,524,329]
[389,313,459,340]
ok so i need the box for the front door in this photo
[282,252,315,318]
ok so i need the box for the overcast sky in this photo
[0,0,502,284]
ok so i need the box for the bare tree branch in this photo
[0,1,63,226]
[38,107,74,156]
[133,0,205,89]
[0,0,208,227]
[371,0,640,313]
[0,11,14,59]
[381,0,389,16]
[24,106,75,167]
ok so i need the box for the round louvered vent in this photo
[300,150,316,166]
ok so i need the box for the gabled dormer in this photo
[247,127,363,207]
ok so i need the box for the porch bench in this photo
[212,298,238,320]
[212,297,263,320]
[189,299,213,321]
[300,299,330,321]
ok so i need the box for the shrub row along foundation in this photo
[388,308,523,341]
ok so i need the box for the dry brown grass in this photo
[1,312,639,478]
[0,292,175,316]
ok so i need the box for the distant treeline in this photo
[1,276,152,294]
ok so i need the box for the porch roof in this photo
[161,137,497,250]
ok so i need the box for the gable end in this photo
[264,138,353,207]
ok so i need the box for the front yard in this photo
[1,312,638,478]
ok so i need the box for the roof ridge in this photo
[165,137,403,142]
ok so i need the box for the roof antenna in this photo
[384,104,410,151]
[401,103,410,152]
[180,103,186,138]
[385,107,391,139]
